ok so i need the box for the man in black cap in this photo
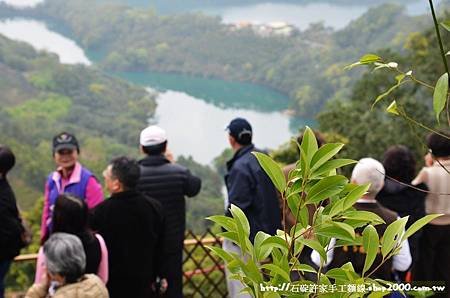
[223,117,281,297]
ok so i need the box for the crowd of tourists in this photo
[0,118,449,298]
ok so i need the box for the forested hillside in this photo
[0,34,156,209]
[1,0,430,117]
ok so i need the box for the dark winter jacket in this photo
[225,144,282,242]
[91,190,165,298]
[137,155,201,252]
[0,178,23,261]
[376,179,427,267]
[376,179,427,229]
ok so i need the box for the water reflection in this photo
[0,0,43,8]
[152,90,293,164]
[0,19,90,65]
[116,71,290,112]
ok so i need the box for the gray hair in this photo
[44,233,86,283]
[351,157,386,196]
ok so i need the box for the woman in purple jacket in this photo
[40,132,103,242]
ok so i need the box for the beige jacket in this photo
[25,274,109,298]
[413,160,450,225]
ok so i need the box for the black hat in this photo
[226,118,252,143]
[52,132,79,154]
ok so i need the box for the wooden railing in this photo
[13,229,227,298]
[183,230,227,297]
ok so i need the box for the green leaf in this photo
[440,21,450,31]
[298,205,310,228]
[207,246,235,263]
[291,263,317,274]
[286,178,303,199]
[345,54,382,70]
[326,268,350,281]
[310,143,345,171]
[299,126,318,168]
[229,204,251,253]
[305,175,348,204]
[310,159,356,178]
[253,152,286,193]
[261,264,291,281]
[244,259,264,283]
[342,184,370,210]
[298,238,327,263]
[263,292,282,298]
[329,198,345,217]
[316,222,355,242]
[335,235,363,248]
[333,222,356,239]
[402,214,443,242]
[381,216,408,258]
[261,236,289,254]
[386,100,400,116]
[286,193,300,222]
[360,54,382,64]
[372,81,405,109]
[367,291,390,298]
[218,231,239,244]
[254,231,271,261]
[362,225,380,276]
[341,210,385,225]
[395,73,404,82]
[206,215,236,232]
[345,61,363,70]
[433,73,449,123]
[229,204,250,237]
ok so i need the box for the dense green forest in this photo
[271,22,449,170]
[0,34,155,208]
[0,0,430,118]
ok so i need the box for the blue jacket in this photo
[225,144,281,242]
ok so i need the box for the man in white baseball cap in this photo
[140,125,167,147]
[136,125,201,298]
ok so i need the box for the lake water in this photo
[0,0,43,8]
[114,71,304,163]
[0,18,299,163]
[0,19,91,64]
[152,90,292,163]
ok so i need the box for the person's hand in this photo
[152,277,168,294]
[42,268,51,290]
[165,149,175,163]
[159,278,168,294]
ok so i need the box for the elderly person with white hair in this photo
[25,233,108,298]
[311,158,412,280]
